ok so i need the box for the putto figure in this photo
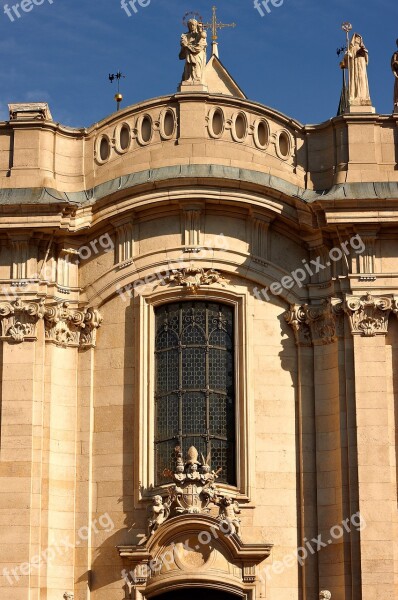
[179,19,208,85]
[319,592,332,600]
[342,33,371,105]
[391,39,398,110]
[217,496,242,537]
[147,494,172,537]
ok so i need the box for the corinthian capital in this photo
[285,299,337,346]
[44,302,103,348]
[0,298,45,343]
[344,293,393,337]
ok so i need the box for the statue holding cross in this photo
[178,6,237,90]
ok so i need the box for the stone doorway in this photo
[154,591,240,600]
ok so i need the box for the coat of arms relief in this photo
[148,446,241,538]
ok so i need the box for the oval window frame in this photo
[114,122,132,154]
[137,113,154,146]
[275,130,292,160]
[207,106,225,139]
[95,134,112,164]
[159,108,176,140]
[231,111,248,143]
[253,118,270,150]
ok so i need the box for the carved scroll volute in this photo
[284,304,311,346]
[344,293,393,337]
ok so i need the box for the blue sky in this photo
[1,0,397,127]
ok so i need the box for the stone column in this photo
[287,300,349,600]
[0,299,45,600]
[41,304,102,600]
[344,293,398,600]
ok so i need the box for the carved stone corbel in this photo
[44,302,103,348]
[0,298,45,343]
[344,293,393,337]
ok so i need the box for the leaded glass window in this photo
[154,301,236,486]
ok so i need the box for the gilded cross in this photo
[203,5,236,56]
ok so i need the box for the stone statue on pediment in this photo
[342,33,371,105]
[179,19,207,85]
[391,39,398,110]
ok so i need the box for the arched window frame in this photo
[134,287,254,505]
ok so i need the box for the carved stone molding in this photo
[285,299,337,346]
[0,298,45,343]
[44,302,103,348]
[344,293,394,337]
[165,267,226,292]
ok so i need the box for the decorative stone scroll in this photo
[344,293,394,337]
[166,267,225,292]
[285,299,337,346]
[0,298,45,343]
[44,302,103,348]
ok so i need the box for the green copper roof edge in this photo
[0,165,397,206]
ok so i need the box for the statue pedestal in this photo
[346,104,376,114]
[178,82,208,93]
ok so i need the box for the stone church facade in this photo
[0,41,397,600]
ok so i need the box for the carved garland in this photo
[0,298,102,346]
[165,267,226,293]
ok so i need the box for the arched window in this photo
[154,301,236,486]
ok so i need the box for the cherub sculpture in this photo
[217,496,241,537]
[148,494,172,537]
[319,592,331,600]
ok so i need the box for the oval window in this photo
[232,112,248,142]
[99,136,110,161]
[162,110,175,138]
[208,107,225,139]
[120,124,130,151]
[257,121,269,148]
[278,131,290,158]
[141,115,152,144]
[212,109,224,136]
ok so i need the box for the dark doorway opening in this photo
[154,590,240,600]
